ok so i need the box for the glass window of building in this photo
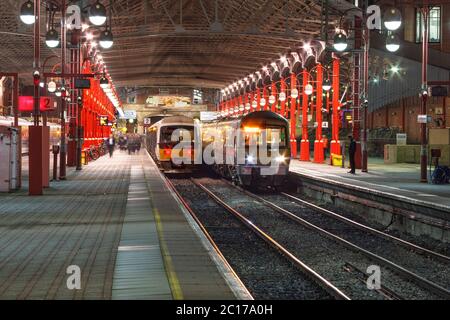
[416,6,441,43]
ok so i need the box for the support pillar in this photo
[280,79,286,117]
[290,73,297,158]
[330,58,341,157]
[314,64,324,163]
[420,6,429,183]
[270,83,277,113]
[300,69,310,161]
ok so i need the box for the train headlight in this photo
[275,155,286,163]
[246,155,255,164]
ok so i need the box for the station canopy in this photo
[0,0,354,90]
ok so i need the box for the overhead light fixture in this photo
[20,1,35,25]
[383,7,402,31]
[291,88,299,99]
[322,79,332,91]
[89,0,107,26]
[55,88,62,97]
[279,91,286,102]
[47,80,56,93]
[100,75,109,89]
[333,32,348,52]
[390,65,399,73]
[245,103,251,110]
[45,28,59,48]
[385,33,400,52]
[268,95,276,105]
[260,98,266,107]
[304,84,313,95]
[99,29,114,49]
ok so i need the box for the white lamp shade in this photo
[268,95,276,105]
[304,84,313,95]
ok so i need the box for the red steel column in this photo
[280,79,286,116]
[263,86,268,111]
[314,64,324,163]
[256,88,261,111]
[270,83,277,113]
[330,58,341,157]
[300,69,310,161]
[290,73,297,158]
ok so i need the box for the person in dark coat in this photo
[107,134,115,157]
[348,135,356,174]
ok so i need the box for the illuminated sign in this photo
[18,96,57,112]
[99,116,109,126]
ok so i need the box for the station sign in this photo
[322,122,329,128]
[200,112,219,121]
[99,116,109,126]
[143,118,152,126]
[123,110,137,120]
[18,96,57,112]
[396,133,407,145]
[417,115,431,124]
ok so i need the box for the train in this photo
[146,115,199,171]
[0,116,61,155]
[201,111,290,188]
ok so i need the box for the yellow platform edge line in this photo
[153,207,184,300]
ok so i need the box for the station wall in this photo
[369,95,450,144]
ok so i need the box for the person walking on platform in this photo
[107,135,115,158]
[348,135,356,174]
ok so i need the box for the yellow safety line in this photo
[141,154,183,299]
[153,207,184,300]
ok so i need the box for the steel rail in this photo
[231,184,450,299]
[191,179,351,300]
[281,192,450,263]
[342,262,404,301]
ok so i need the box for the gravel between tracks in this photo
[197,177,443,300]
[264,193,450,291]
[168,177,334,300]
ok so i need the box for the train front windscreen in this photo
[160,125,195,144]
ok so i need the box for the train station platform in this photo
[289,158,450,209]
[289,158,450,241]
[0,150,246,300]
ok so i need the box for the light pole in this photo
[331,2,402,173]
[420,5,429,183]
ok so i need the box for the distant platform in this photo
[0,150,247,300]
[289,158,450,210]
[289,158,450,241]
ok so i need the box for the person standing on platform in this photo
[322,135,328,161]
[107,134,115,158]
[348,135,356,174]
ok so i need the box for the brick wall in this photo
[401,1,450,54]
[369,95,450,144]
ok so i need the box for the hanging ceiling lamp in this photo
[89,1,107,26]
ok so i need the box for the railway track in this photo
[189,176,450,300]
[165,174,346,300]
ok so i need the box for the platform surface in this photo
[289,157,450,209]
[0,150,237,300]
